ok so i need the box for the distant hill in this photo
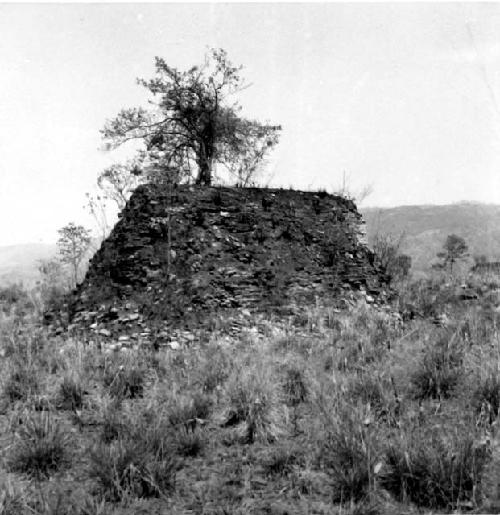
[0,243,57,287]
[361,202,500,273]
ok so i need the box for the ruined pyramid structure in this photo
[68,184,389,340]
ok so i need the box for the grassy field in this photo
[1,275,500,514]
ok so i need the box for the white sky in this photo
[2,3,500,245]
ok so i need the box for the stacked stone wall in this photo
[69,184,389,336]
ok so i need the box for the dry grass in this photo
[6,410,70,479]
[1,277,500,512]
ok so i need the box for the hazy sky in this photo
[2,3,500,245]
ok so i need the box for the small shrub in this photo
[7,411,69,478]
[88,439,179,501]
[381,426,489,510]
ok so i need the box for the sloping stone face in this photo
[69,184,389,331]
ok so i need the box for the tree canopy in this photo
[57,223,92,288]
[102,49,281,187]
[436,234,469,273]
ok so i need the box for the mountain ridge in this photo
[0,242,57,286]
[361,202,500,273]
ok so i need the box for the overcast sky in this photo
[2,3,500,245]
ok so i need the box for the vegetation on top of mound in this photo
[101,48,281,188]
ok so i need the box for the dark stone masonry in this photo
[68,184,390,340]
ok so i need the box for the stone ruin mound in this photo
[67,184,390,342]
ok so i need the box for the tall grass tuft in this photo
[58,374,85,410]
[102,358,146,400]
[411,332,464,400]
[224,358,284,443]
[381,424,490,510]
[316,403,381,504]
[192,343,233,395]
[282,362,309,407]
[472,372,500,426]
[88,438,179,501]
[3,360,39,404]
[7,410,70,478]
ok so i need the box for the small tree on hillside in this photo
[436,234,469,274]
[85,159,144,244]
[57,223,92,288]
[102,48,281,186]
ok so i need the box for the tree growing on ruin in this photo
[101,48,281,186]
[57,223,92,288]
[436,234,469,273]
[97,160,144,210]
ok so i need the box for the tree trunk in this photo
[196,158,212,186]
[196,124,214,186]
